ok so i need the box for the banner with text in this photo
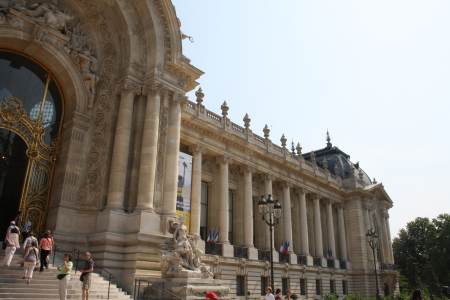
[176,152,192,229]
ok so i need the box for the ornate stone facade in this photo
[0,0,398,298]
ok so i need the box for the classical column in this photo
[243,167,254,247]
[190,146,202,236]
[217,156,229,243]
[337,205,348,261]
[326,200,337,258]
[162,95,182,216]
[282,183,293,252]
[382,210,394,264]
[299,189,310,256]
[385,212,395,263]
[107,87,136,209]
[136,88,161,210]
[313,195,324,258]
[376,210,389,263]
[264,175,273,250]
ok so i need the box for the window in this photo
[315,279,322,295]
[300,278,307,296]
[200,181,209,241]
[229,189,235,244]
[330,280,336,294]
[261,276,269,296]
[342,280,348,295]
[282,278,289,295]
[236,275,246,296]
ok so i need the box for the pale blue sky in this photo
[173,0,450,238]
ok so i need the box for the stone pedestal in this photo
[306,255,314,266]
[333,259,340,269]
[146,277,231,300]
[248,247,258,260]
[320,257,327,268]
[272,250,279,263]
[289,253,297,264]
[222,244,234,258]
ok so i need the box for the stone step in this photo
[0,254,132,300]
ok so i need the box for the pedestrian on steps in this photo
[57,253,73,300]
[3,221,20,267]
[39,230,54,272]
[23,240,39,284]
[22,231,38,262]
[80,251,95,300]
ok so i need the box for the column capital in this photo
[264,174,274,182]
[142,81,165,96]
[240,164,255,175]
[120,76,143,95]
[191,144,203,155]
[216,155,231,165]
[281,181,292,189]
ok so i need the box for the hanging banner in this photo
[176,152,192,229]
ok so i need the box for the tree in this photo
[392,214,450,296]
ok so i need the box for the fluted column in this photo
[190,146,202,236]
[136,88,161,210]
[382,210,394,264]
[385,212,394,263]
[313,195,324,258]
[264,175,273,249]
[376,210,389,263]
[337,205,348,261]
[326,200,336,258]
[243,167,254,247]
[282,183,293,252]
[162,96,182,216]
[107,87,136,209]
[217,156,229,243]
[299,189,310,256]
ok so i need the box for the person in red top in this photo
[205,291,218,300]
[39,230,54,272]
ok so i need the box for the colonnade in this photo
[103,83,393,267]
[189,150,352,265]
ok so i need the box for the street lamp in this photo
[366,228,380,300]
[258,194,282,291]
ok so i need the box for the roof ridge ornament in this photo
[326,130,332,148]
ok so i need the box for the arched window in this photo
[0,51,62,144]
[0,50,63,234]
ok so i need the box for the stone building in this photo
[0,0,398,298]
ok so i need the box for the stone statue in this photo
[161,221,212,279]
[25,0,73,33]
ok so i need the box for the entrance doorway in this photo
[0,129,28,236]
[0,50,63,235]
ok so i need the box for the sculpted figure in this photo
[26,0,73,32]
[161,221,212,278]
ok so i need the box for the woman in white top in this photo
[57,254,73,300]
[265,287,275,300]
[23,240,39,284]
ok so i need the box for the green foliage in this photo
[324,294,339,300]
[290,294,298,300]
[393,214,450,297]
[342,294,364,300]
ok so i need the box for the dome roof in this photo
[303,143,372,186]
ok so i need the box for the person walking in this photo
[3,221,20,266]
[275,288,282,300]
[39,230,54,272]
[23,240,39,284]
[80,252,95,300]
[265,287,275,300]
[23,232,38,256]
[57,254,73,300]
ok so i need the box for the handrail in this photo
[95,267,117,300]
[51,247,123,300]
[51,246,80,273]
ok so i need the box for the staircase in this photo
[0,252,132,299]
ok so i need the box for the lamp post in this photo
[366,228,380,300]
[258,194,282,291]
